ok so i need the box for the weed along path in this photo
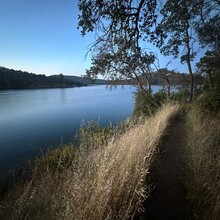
[139,114,190,220]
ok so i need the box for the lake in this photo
[0,85,161,179]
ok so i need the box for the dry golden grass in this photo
[185,106,220,220]
[2,103,180,220]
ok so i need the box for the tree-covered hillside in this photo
[0,67,86,89]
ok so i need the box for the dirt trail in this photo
[138,114,191,220]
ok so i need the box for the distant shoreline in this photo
[0,66,108,90]
[0,83,116,91]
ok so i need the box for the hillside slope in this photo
[1,104,180,219]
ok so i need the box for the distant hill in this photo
[0,66,203,90]
[121,70,203,86]
[64,75,108,85]
[0,67,107,90]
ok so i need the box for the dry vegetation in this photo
[185,106,220,220]
[1,103,180,220]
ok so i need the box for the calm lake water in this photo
[0,85,161,179]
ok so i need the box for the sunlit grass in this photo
[185,106,220,220]
[1,103,180,219]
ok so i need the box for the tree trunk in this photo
[185,27,194,102]
[145,76,151,93]
[186,59,194,102]
[207,70,213,88]
[166,77,171,98]
[134,74,150,97]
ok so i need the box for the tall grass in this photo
[1,103,180,220]
[185,106,220,220]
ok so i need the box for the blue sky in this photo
[0,0,202,76]
[0,0,93,76]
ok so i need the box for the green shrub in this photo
[197,86,220,112]
[34,145,76,174]
[170,88,189,102]
[76,121,113,149]
[154,90,168,105]
[133,90,167,118]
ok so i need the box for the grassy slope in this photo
[1,103,180,220]
[1,103,219,220]
[185,106,220,220]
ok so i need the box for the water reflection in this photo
[0,85,138,176]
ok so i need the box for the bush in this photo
[133,90,167,118]
[197,86,220,112]
[76,121,113,150]
[34,145,76,174]
[170,87,190,102]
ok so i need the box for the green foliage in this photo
[78,0,157,38]
[197,86,220,112]
[196,14,220,51]
[171,89,190,102]
[76,121,113,149]
[34,145,76,174]
[155,0,197,59]
[0,66,85,89]
[133,90,167,118]
[155,0,197,101]
[196,51,220,88]
[196,71,220,112]
[154,90,168,104]
[78,0,157,92]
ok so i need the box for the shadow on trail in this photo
[136,114,193,220]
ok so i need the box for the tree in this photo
[157,68,174,97]
[195,0,220,88]
[197,16,220,57]
[197,51,220,88]
[195,0,220,56]
[155,0,199,101]
[86,47,155,94]
[78,0,157,94]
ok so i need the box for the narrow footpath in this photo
[139,114,192,220]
